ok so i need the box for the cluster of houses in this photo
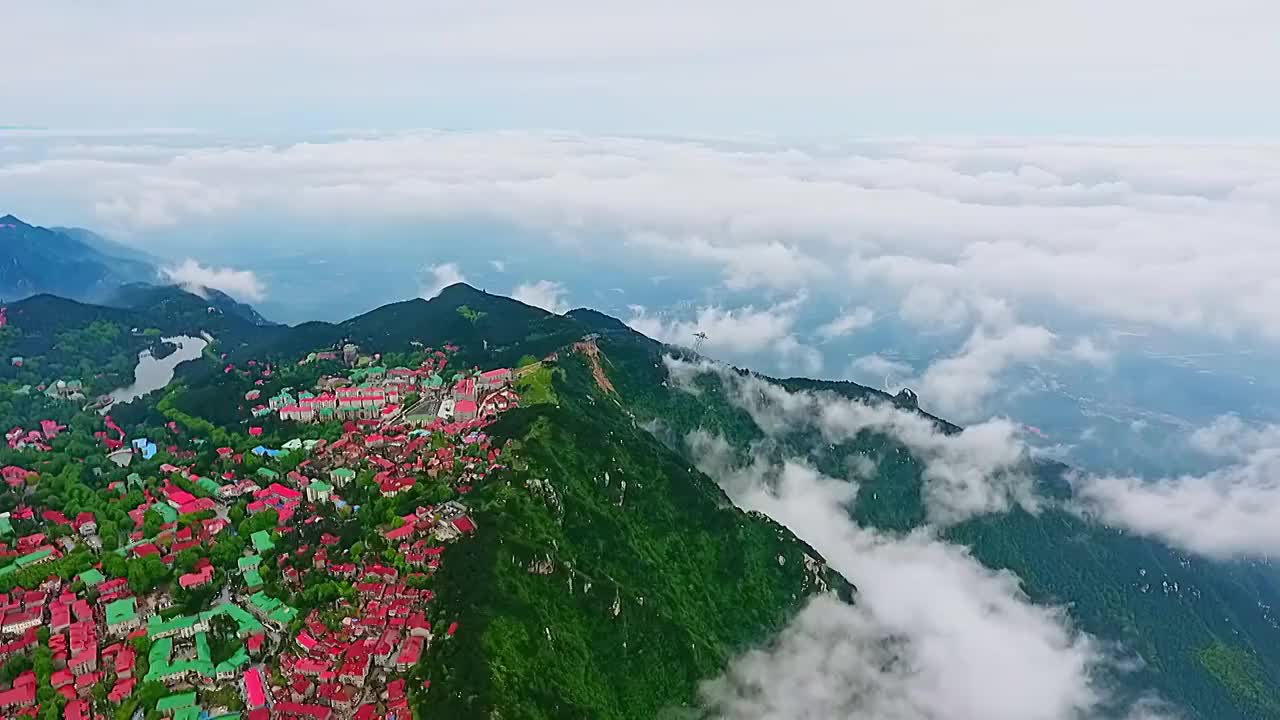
[0,347,525,718]
[244,560,443,718]
[5,419,65,452]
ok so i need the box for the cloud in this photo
[629,297,822,374]
[160,259,266,301]
[848,354,914,385]
[689,435,1155,720]
[1068,337,1113,367]
[511,279,570,314]
[7,131,1280,348]
[816,306,875,340]
[668,356,1034,524]
[1188,414,1280,459]
[914,321,1056,420]
[490,260,506,272]
[1075,416,1280,559]
[421,262,467,299]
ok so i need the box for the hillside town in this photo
[0,340,527,719]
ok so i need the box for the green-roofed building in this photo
[15,548,53,568]
[238,555,262,573]
[426,373,444,389]
[195,632,211,663]
[250,530,275,553]
[256,468,279,482]
[307,480,333,503]
[247,591,298,626]
[156,691,197,715]
[282,438,304,452]
[106,597,138,633]
[127,472,143,488]
[215,646,250,679]
[148,612,204,639]
[152,502,178,524]
[0,563,16,577]
[0,516,13,537]
[269,606,299,625]
[175,708,202,720]
[243,569,263,591]
[329,467,356,486]
[318,407,336,420]
[199,603,264,637]
[78,568,105,586]
[196,477,222,495]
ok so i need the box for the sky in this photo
[5,7,1280,717]
[3,2,1279,137]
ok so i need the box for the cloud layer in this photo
[1076,415,1280,559]
[160,259,266,301]
[420,262,467,299]
[511,279,570,314]
[629,297,822,374]
[6,132,1280,345]
[666,357,1035,525]
[690,435,1145,720]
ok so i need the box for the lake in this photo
[102,335,209,411]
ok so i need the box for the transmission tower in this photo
[692,332,709,353]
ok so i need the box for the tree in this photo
[0,654,32,684]
[142,509,163,538]
[127,555,169,594]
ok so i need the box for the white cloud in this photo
[490,260,506,272]
[6,131,1280,347]
[629,297,822,374]
[914,321,1056,421]
[1075,416,1280,560]
[848,353,914,385]
[160,259,266,302]
[669,357,1034,524]
[1188,414,1280,459]
[816,306,875,340]
[690,436,1154,720]
[420,262,467,300]
[1068,337,1113,367]
[511,279,570,314]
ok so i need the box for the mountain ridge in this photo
[1,283,1277,718]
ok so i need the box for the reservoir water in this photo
[102,335,209,411]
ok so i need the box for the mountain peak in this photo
[0,213,27,226]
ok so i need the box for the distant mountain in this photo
[106,282,275,327]
[0,214,157,302]
[52,225,164,266]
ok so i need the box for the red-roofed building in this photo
[477,367,513,389]
[0,672,36,710]
[395,636,424,670]
[178,564,215,589]
[243,665,269,708]
[454,399,478,421]
[131,543,161,559]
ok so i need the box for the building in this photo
[453,377,476,401]
[105,597,139,636]
[454,399,478,422]
[307,480,333,503]
[329,467,356,487]
[477,367,513,390]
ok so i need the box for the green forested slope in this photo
[580,318,1280,720]
[420,356,848,719]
